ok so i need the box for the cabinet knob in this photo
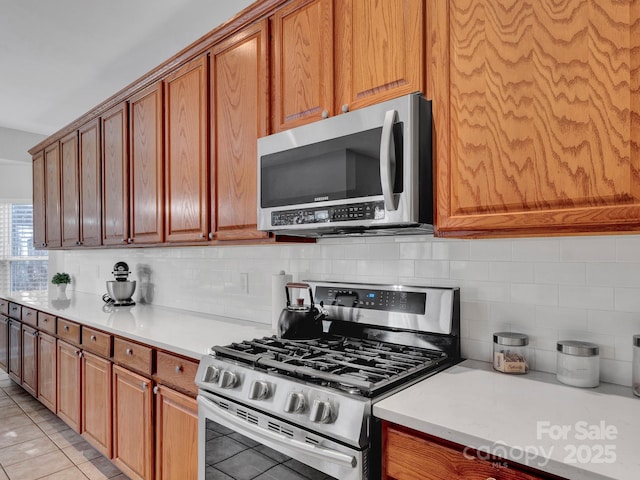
[32,331,38,337]
[122,239,128,244]
[321,110,329,119]
[90,335,96,342]
[26,311,32,316]
[153,386,158,395]
[200,233,206,239]
[125,348,133,356]
[341,104,349,113]
[141,382,147,390]
[208,232,214,240]
[42,318,48,323]
[128,238,133,244]
[175,365,183,374]
[64,325,69,331]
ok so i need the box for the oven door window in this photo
[260,123,404,208]
[205,418,337,480]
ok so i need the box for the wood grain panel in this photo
[82,352,112,458]
[21,324,38,397]
[32,152,47,248]
[0,316,7,372]
[7,320,20,383]
[432,0,640,236]
[60,131,80,246]
[79,119,102,246]
[272,0,333,130]
[335,0,424,112]
[37,331,57,412]
[113,338,153,376]
[0,299,8,316]
[130,81,165,244]
[81,326,112,358]
[57,318,81,345]
[155,351,198,396]
[102,102,129,245]
[211,20,269,240]
[21,307,37,327]
[57,340,82,432]
[37,312,56,334]
[44,143,62,248]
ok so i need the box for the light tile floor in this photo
[0,370,129,480]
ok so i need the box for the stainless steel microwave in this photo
[257,93,433,237]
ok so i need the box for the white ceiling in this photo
[0,0,253,137]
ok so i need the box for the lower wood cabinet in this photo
[8,319,21,383]
[0,315,8,371]
[155,385,198,480]
[112,364,154,480]
[57,340,82,432]
[21,324,38,397]
[37,331,57,412]
[383,422,557,480]
[82,351,112,458]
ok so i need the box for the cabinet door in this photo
[82,351,112,458]
[102,102,129,245]
[155,386,197,480]
[271,0,334,131]
[21,324,38,397]
[164,56,209,243]
[32,151,46,248]
[334,0,424,113]
[60,131,80,247]
[0,315,8,372]
[429,1,640,237]
[57,340,82,432]
[37,331,57,413]
[129,81,164,244]
[79,119,103,246]
[112,365,153,480]
[211,20,270,241]
[8,320,21,383]
[44,142,62,248]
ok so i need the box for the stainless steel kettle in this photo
[277,282,326,339]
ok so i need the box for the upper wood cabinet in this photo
[211,20,270,241]
[129,82,165,244]
[79,119,103,246]
[271,0,334,131]
[102,102,130,245]
[334,0,424,113]
[429,0,640,237]
[32,151,46,248]
[60,132,80,247]
[164,56,209,243]
[44,143,62,248]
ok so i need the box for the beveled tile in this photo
[77,456,123,480]
[49,427,85,449]
[0,423,44,449]
[40,466,91,480]
[4,449,73,480]
[0,435,58,466]
[62,440,102,465]
[0,412,34,434]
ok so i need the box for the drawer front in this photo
[21,307,38,327]
[81,327,112,358]
[113,338,153,375]
[0,299,8,316]
[38,312,57,334]
[57,318,81,344]
[8,302,21,320]
[156,351,198,395]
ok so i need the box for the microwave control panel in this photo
[271,201,385,226]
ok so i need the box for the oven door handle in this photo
[199,395,357,468]
[380,108,398,212]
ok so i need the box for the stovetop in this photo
[213,335,449,398]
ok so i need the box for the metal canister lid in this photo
[557,340,599,357]
[634,335,640,347]
[493,332,529,347]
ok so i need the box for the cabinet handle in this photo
[26,311,32,316]
[142,382,147,390]
[90,335,96,342]
[42,318,48,323]
[208,232,213,240]
[321,110,329,118]
[125,348,133,356]
[128,238,133,244]
[153,386,158,395]
[175,365,183,374]
[341,104,349,113]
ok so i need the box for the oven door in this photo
[198,391,367,480]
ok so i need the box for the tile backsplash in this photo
[49,234,640,387]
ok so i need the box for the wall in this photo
[50,234,640,387]
[0,161,32,202]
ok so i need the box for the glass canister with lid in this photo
[633,335,640,397]
[493,332,530,374]
[556,340,599,388]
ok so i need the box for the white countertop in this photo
[373,360,640,480]
[2,291,272,360]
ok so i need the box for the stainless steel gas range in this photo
[195,281,460,480]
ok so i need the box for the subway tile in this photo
[510,284,558,306]
[469,240,512,261]
[559,286,614,310]
[587,310,640,337]
[356,260,385,277]
[382,260,414,278]
[414,260,450,279]
[614,336,634,362]
[489,262,534,283]
[615,287,640,313]
[559,236,615,262]
[586,263,640,287]
[369,243,399,260]
[460,338,492,363]
[450,261,489,281]
[432,241,469,261]
[535,306,587,331]
[512,238,560,262]
[490,303,536,326]
[533,349,557,374]
[615,235,640,263]
[535,262,586,285]
[600,359,632,387]
[399,242,432,260]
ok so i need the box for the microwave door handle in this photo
[380,109,398,211]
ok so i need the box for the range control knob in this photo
[218,370,238,389]
[309,399,333,424]
[284,392,306,413]
[204,366,220,383]
[248,380,270,401]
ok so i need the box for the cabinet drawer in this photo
[156,351,198,395]
[8,303,21,320]
[57,318,81,344]
[38,312,56,334]
[113,338,153,375]
[0,299,8,316]
[21,307,38,327]
[81,327,112,358]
